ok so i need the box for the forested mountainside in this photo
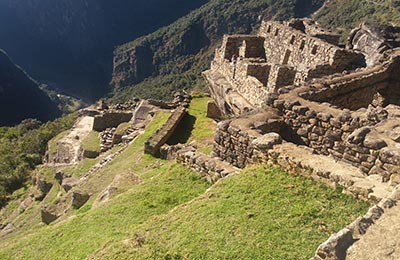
[110,0,400,102]
[0,0,207,101]
[110,0,325,101]
[0,49,61,126]
[315,0,400,39]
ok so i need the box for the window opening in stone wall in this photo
[289,35,295,45]
[267,25,271,33]
[282,50,291,65]
[274,28,279,36]
[311,45,318,55]
[299,40,305,50]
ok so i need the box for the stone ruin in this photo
[199,18,400,259]
[203,18,400,196]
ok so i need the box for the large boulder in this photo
[347,22,400,66]
[41,205,59,225]
[71,191,90,209]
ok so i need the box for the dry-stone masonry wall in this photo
[176,145,239,183]
[144,107,187,156]
[92,112,133,132]
[204,19,365,117]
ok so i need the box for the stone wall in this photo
[204,19,366,118]
[92,112,133,132]
[176,146,239,183]
[213,120,258,169]
[144,107,186,156]
[270,93,400,185]
[300,52,400,110]
[258,20,364,82]
[219,35,266,61]
[212,111,282,168]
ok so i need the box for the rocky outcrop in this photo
[347,22,400,66]
[112,44,154,89]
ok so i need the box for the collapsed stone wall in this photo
[144,107,186,156]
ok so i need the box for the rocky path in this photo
[346,203,400,260]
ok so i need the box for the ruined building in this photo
[199,18,400,258]
[203,18,400,199]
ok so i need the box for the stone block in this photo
[315,228,354,260]
[379,148,400,166]
[317,112,332,122]
[363,136,387,150]
[62,177,80,192]
[347,217,374,239]
[347,127,371,145]
[252,133,282,151]
[292,105,309,115]
[41,205,59,225]
[348,181,374,198]
[207,101,222,119]
[72,191,90,209]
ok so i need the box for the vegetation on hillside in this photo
[110,0,324,101]
[315,0,400,42]
[92,166,369,260]
[0,49,61,126]
[82,131,101,154]
[0,97,370,259]
[0,114,77,207]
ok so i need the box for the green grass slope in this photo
[0,97,370,259]
[92,166,369,260]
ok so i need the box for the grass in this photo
[81,131,101,153]
[47,130,69,156]
[0,164,209,260]
[91,166,370,260]
[167,96,215,154]
[115,122,131,136]
[0,111,210,260]
[35,165,56,182]
[0,98,372,260]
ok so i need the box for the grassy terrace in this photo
[93,166,369,259]
[82,131,101,154]
[0,97,370,259]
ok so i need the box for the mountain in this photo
[0,0,207,101]
[110,0,325,101]
[0,49,61,126]
[110,0,400,102]
[315,0,400,40]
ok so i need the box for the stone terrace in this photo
[203,19,400,259]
